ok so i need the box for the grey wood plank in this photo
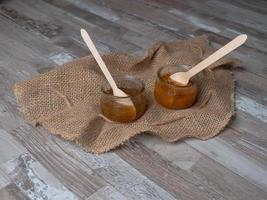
[234,71,267,106]
[166,0,267,35]
[89,0,267,53]
[139,0,267,53]
[0,0,141,54]
[51,137,178,200]
[135,0,193,11]
[147,135,267,200]
[86,186,128,200]
[206,0,267,33]
[9,126,106,199]
[219,129,267,167]
[63,4,156,48]
[218,0,267,15]
[236,95,267,123]
[64,0,197,33]
[21,0,180,54]
[170,8,267,53]
[0,129,27,164]
[123,137,267,200]
[52,0,180,41]
[0,184,30,200]
[11,126,178,200]
[0,169,10,190]
[0,153,79,200]
[178,15,266,52]
[231,109,267,141]
[183,151,267,200]
[185,137,267,192]
[117,140,221,200]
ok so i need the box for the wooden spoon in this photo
[170,34,247,86]
[80,28,135,108]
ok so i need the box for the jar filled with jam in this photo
[154,65,198,109]
[100,75,147,123]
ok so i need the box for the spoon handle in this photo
[187,34,247,77]
[80,28,118,90]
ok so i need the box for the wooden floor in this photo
[0,0,267,199]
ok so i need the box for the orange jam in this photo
[100,88,147,123]
[154,73,197,109]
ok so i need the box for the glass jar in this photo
[154,65,198,109]
[100,75,147,123]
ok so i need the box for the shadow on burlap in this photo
[14,35,240,153]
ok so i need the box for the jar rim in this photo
[101,74,145,98]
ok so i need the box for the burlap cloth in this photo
[14,35,240,153]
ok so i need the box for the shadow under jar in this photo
[100,75,147,123]
[154,65,198,109]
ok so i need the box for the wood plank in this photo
[0,129,27,164]
[135,0,192,10]
[39,0,183,57]
[183,152,267,200]
[51,136,178,200]
[11,126,107,198]
[185,136,267,192]
[67,0,196,33]
[0,153,79,200]
[168,8,267,54]
[86,186,127,200]
[55,127,267,200]
[16,0,179,55]
[206,0,267,33]
[219,130,267,167]
[136,135,267,200]
[139,0,267,53]
[230,109,267,140]
[164,0,267,35]
[236,96,267,123]
[0,169,10,190]
[234,71,267,106]
[0,184,30,200]
[54,0,180,41]
[217,0,267,15]
[63,0,197,40]
[0,0,141,54]
[63,4,156,48]
[117,140,220,200]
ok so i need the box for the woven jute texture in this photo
[14,35,240,153]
